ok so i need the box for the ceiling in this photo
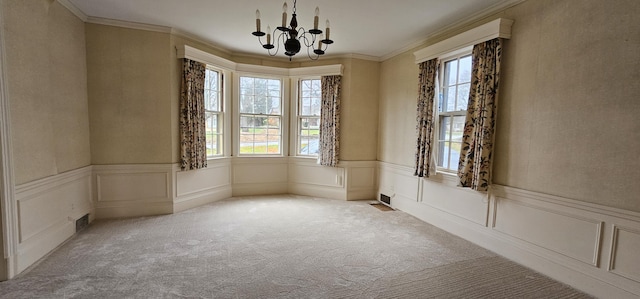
[65,0,521,60]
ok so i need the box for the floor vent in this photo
[75,214,89,232]
[379,193,392,207]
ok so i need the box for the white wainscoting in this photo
[232,157,289,196]
[14,166,92,273]
[174,159,232,212]
[343,161,377,200]
[288,158,376,200]
[93,164,174,218]
[377,161,640,299]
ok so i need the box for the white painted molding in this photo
[492,185,640,222]
[0,3,18,279]
[608,225,640,283]
[236,63,291,77]
[178,45,343,77]
[288,64,343,77]
[177,45,237,71]
[56,0,88,22]
[86,17,172,34]
[414,18,514,64]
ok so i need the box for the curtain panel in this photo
[179,59,208,171]
[318,75,342,167]
[458,38,503,191]
[414,58,439,177]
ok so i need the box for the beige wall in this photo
[86,24,174,164]
[339,58,379,161]
[378,0,640,212]
[2,0,90,184]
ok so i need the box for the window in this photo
[205,67,223,157]
[437,54,472,170]
[239,76,283,155]
[297,79,321,156]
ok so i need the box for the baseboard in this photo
[232,182,289,197]
[173,186,232,213]
[94,201,174,219]
[288,183,346,200]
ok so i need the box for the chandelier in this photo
[252,0,333,60]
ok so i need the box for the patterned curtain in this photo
[458,38,503,191]
[318,75,342,167]
[414,58,439,177]
[179,59,207,171]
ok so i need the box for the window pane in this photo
[445,60,458,86]
[452,116,465,143]
[440,116,451,141]
[205,69,220,112]
[458,55,472,83]
[447,87,456,112]
[299,136,319,156]
[449,142,461,170]
[300,79,321,116]
[456,83,470,111]
[311,96,321,115]
[439,141,451,169]
[239,113,281,155]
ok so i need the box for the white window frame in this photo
[234,73,289,157]
[435,51,472,172]
[204,66,224,158]
[292,77,321,158]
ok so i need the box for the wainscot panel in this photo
[232,157,288,196]
[288,158,345,199]
[174,159,232,212]
[14,166,92,273]
[493,195,602,266]
[608,225,640,284]
[420,174,489,226]
[377,162,419,203]
[344,161,377,200]
[93,164,174,218]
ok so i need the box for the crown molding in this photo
[56,0,88,22]
[86,17,172,33]
[170,28,233,55]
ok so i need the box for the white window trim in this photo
[233,73,290,157]
[291,77,322,158]
[434,52,472,173]
[204,66,225,158]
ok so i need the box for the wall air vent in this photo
[75,214,89,232]
[379,194,392,207]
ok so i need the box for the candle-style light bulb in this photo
[325,19,331,40]
[282,2,288,27]
[317,34,323,49]
[314,7,319,29]
[266,26,271,44]
[255,10,261,32]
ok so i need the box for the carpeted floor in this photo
[0,195,592,298]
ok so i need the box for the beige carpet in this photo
[0,195,592,298]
